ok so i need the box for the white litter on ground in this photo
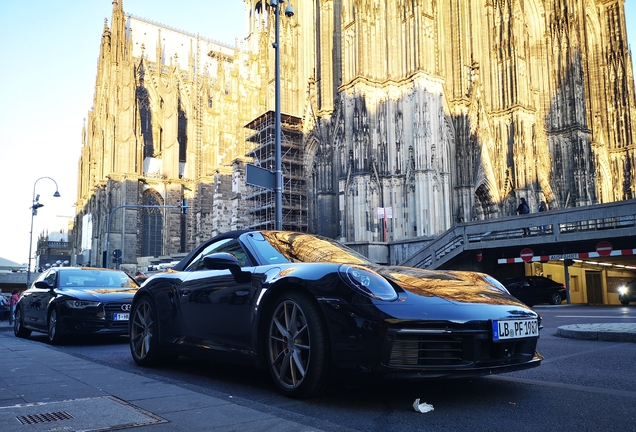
[413,398,434,413]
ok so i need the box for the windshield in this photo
[247,231,371,265]
[59,270,137,289]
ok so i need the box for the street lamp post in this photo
[270,0,294,230]
[27,177,61,287]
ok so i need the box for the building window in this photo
[178,101,187,163]
[137,85,154,157]
[142,191,163,256]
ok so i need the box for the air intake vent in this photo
[390,335,464,366]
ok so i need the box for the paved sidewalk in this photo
[532,304,636,342]
[0,322,329,432]
[556,323,636,342]
[1,308,634,431]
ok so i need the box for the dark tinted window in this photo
[44,270,56,287]
[534,277,561,288]
[186,238,249,271]
[502,278,529,289]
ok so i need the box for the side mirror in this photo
[34,281,53,289]
[203,253,251,283]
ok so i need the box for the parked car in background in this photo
[14,267,139,344]
[618,278,636,305]
[500,276,566,306]
[130,230,542,398]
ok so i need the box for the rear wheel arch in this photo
[14,306,32,338]
[550,292,563,305]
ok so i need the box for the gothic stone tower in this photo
[74,0,635,267]
[250,0,635,244]
[74,1,263,267]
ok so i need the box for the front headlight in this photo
[339,265,398,301]
[65,300,102,309]
[618,286,628,295]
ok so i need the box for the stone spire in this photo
[110,0,128,64]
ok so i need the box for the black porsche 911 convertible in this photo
[129,230,542,398]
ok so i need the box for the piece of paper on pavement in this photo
[413,398,434,413]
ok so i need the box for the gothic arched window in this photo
[142,190,163,257]
[136,85,154,157]
[178,101,187,163]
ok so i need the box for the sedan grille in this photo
[104,303,130,329]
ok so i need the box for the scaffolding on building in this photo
[244,111,307,232]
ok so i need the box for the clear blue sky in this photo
[0,1,634,266]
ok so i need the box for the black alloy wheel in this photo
[550,293,563,305]
[621,299,630,306]
[13,307,31,338]
[267,291,331,398]
[47,308,64,345]
[129,297,161,366]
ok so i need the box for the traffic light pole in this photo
[105,201,188,269]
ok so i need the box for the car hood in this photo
[371,265,524,307]
[57,287,137,301]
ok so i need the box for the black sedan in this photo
[500,276,566,306]
[129,230,542,398]
[618,278,636,305]
[14,267,139,344]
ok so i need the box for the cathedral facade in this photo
[72,0,635,268]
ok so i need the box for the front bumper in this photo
[377,326,542,379]
[57,302,131,335]
[59,316,129,335]
[327,316,541,380]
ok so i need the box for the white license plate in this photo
[492,319,538,341]
[113,313,129,321]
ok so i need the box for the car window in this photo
[59,270,136,289]
[502,279,529,290]
[255,231,370,265]
[186,238,249,271]
[44,271,56,287]
[535,277,558,288]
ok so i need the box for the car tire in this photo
[13,307,31,339]
[130,297,162,366]
[550,293,562,305]
[621,299,630,306]
[266,291,331,398]
[47,308,64,345]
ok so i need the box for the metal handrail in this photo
[399,200,636,268]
